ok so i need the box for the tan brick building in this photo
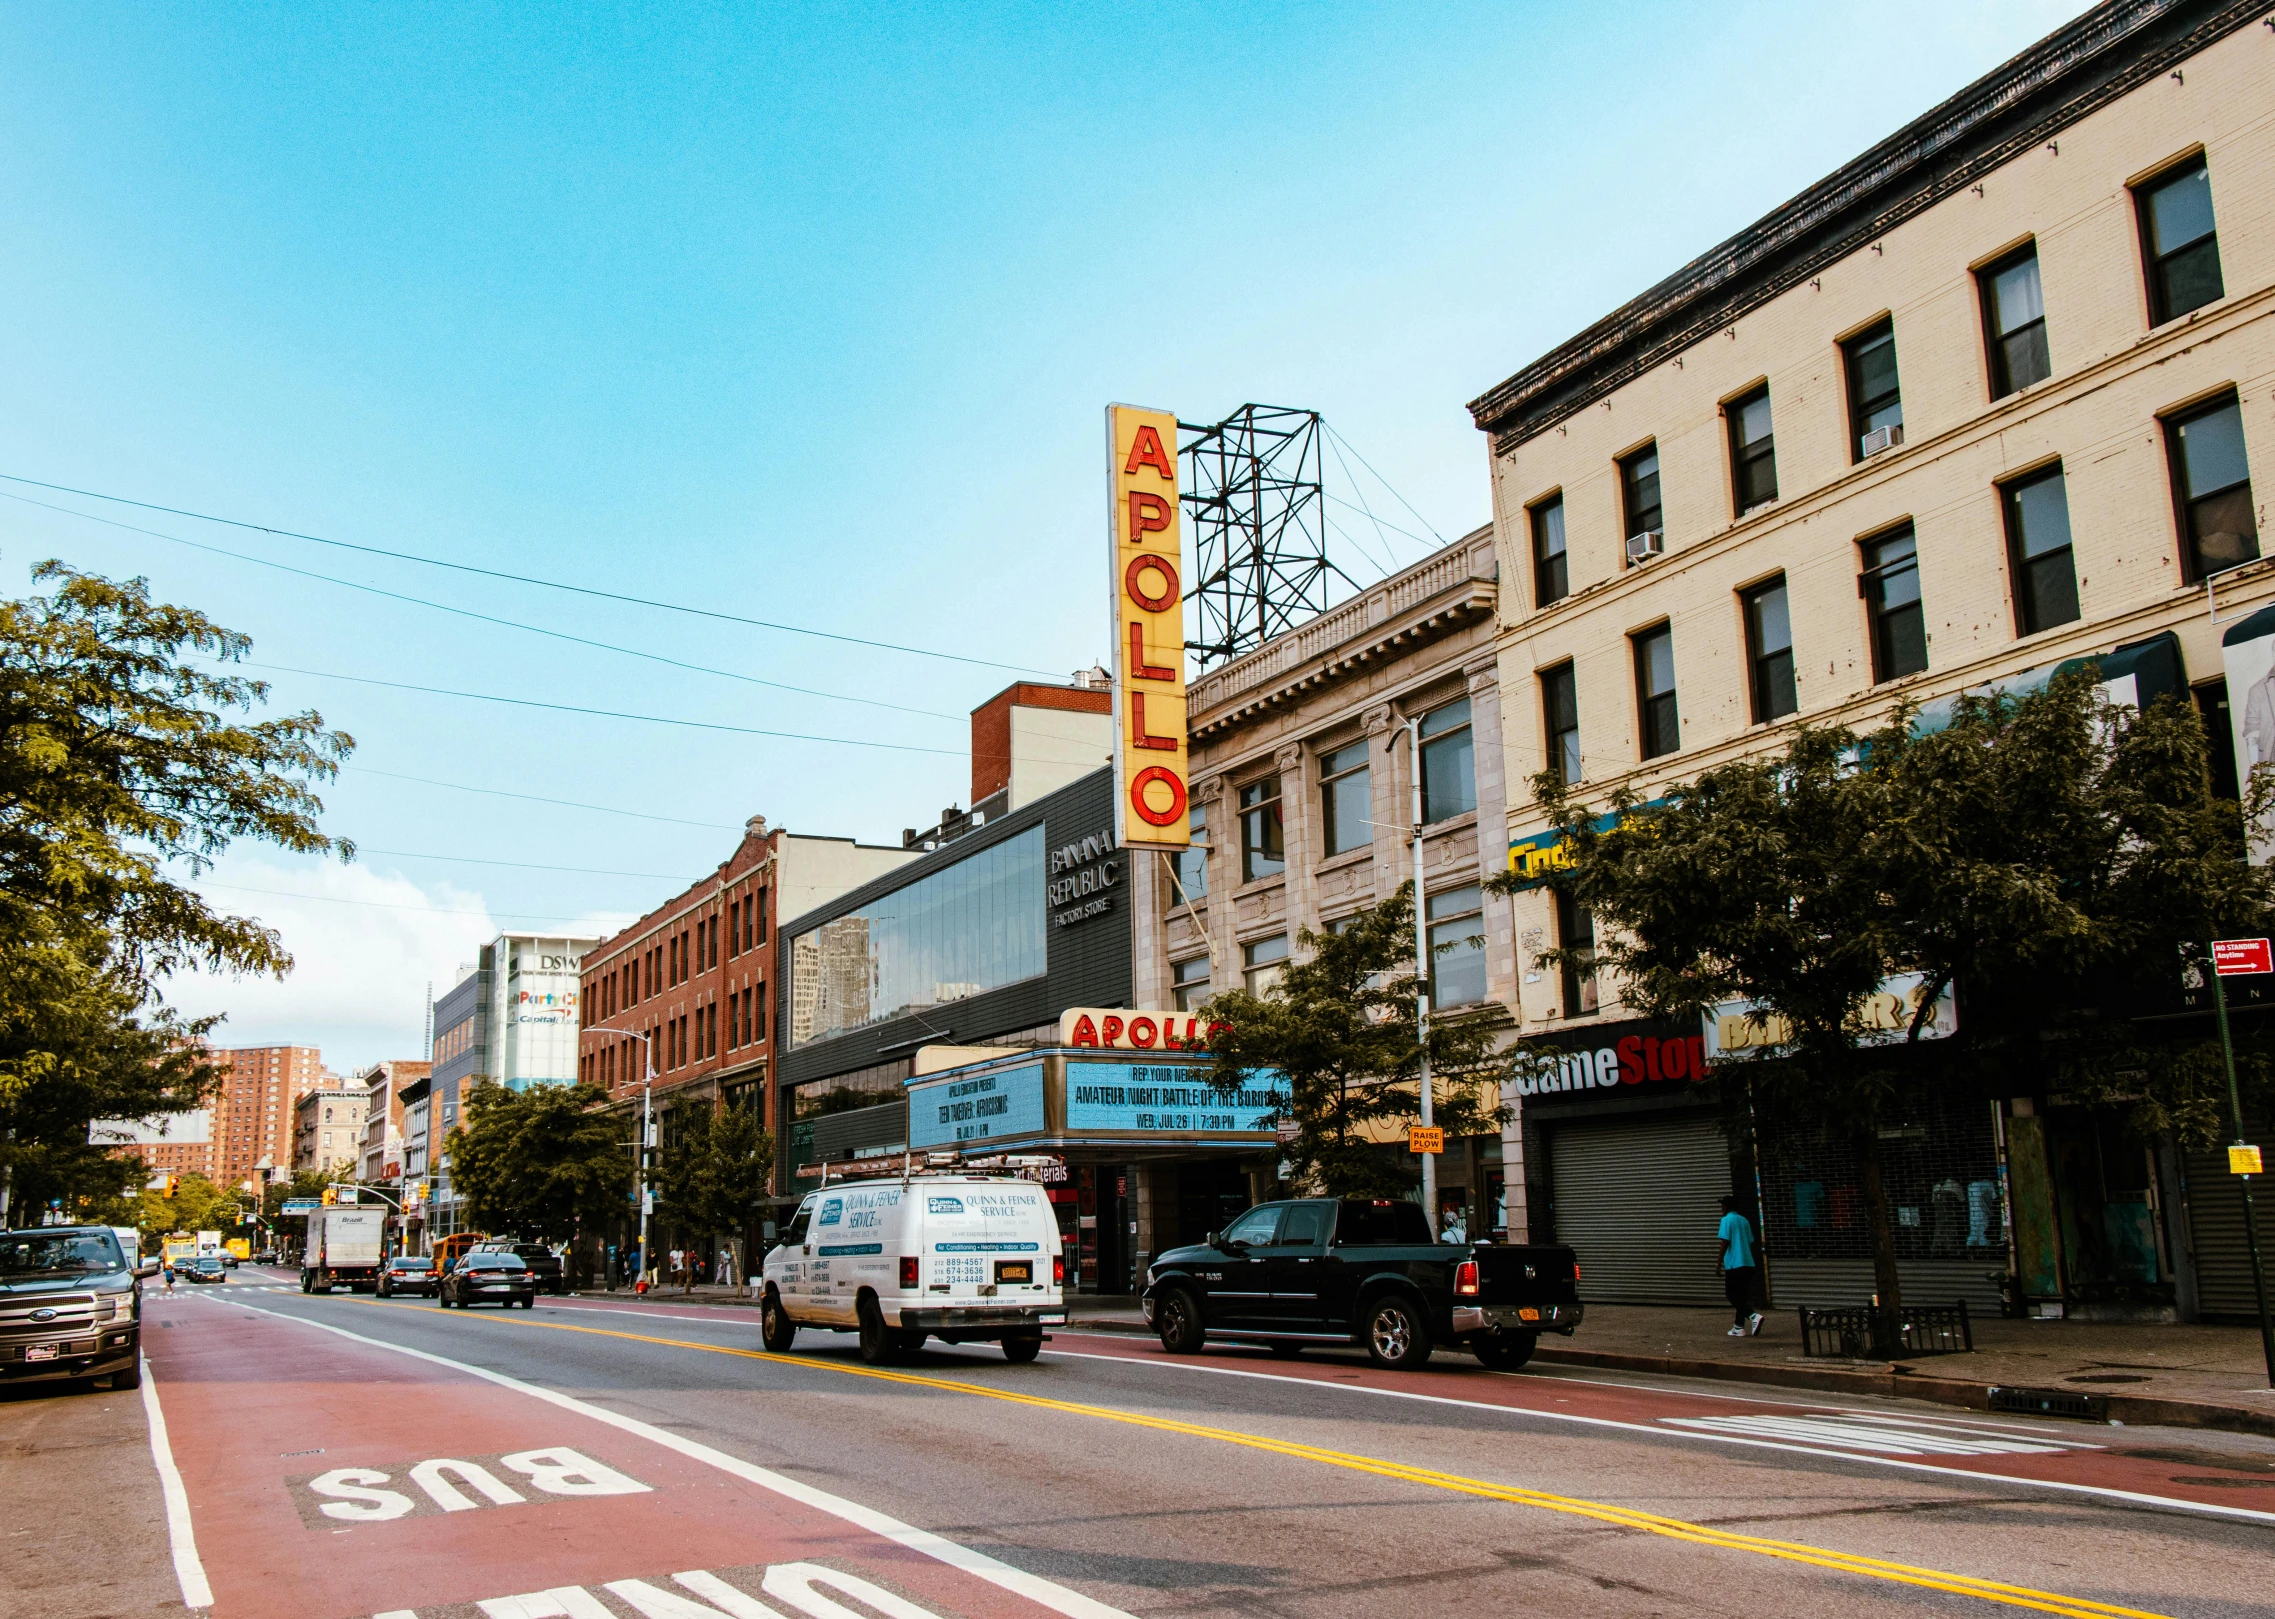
[293,1073,368,1176]
[1469,1,2271,1317]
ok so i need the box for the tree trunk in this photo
[1857,1126,1904,1348]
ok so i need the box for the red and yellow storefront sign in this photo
[1107,403,1189,850]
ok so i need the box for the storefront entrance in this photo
[1547,1112,1732,1305]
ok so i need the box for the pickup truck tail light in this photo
[899,1256,920,1289]
[1052,1255,1065,1285]
[1454,1259,1479,1297]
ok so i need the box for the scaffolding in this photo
[1179,405,1355,670]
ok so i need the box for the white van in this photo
[760,1175,1067,1364]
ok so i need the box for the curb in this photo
[1067,1316,2274,1437]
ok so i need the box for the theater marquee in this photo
[1107,403,1189,850]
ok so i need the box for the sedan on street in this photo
[182,1257,227,1284]
[376,1256,438,1298]
[439,1254,536,1309]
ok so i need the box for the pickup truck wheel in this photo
[760,1292,797,1352]
[1000,1333,1042,1364]
[856,1296,898,1365]
[1472,1332,1537,1371]
[109,1360,143,1390]
[1364,1295,1432,1370]
[1155,1287,1205,1355]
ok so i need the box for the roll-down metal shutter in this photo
[2184,1123,2270,1320]
[1549,1113,1733,1305]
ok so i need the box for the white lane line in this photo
[139,1355,214,1610]
[211,1300,1133,1619]
[1033,1347,2275,1527]
[1660,1414,2083,1456]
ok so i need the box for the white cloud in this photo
[160,860,633,1072]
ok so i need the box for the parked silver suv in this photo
[0,1226,149,1393]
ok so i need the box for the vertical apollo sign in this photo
[1108,404,1189,850]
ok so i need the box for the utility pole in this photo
[2208,943,2275,1387]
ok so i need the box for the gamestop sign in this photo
[1512,1020,1709,1098]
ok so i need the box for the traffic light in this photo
[321,1186,337,1206]
[163,1174,178,1197]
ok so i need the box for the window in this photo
[1861,525,1928,682]
[1843,320,1903,459]
[1243,934,1289,995]
[755,981,767,1043]
[1531,495,1569,606]
[1726,387,1777,513]
[1220,1205,1281,1246]
[2168,394,2257,580]
[1980,245,2051,397]
[2002,466,2081,635]
[1319,741,1372,857]
[1426,883,1486,1009]
[1418,697,1476,823]
[786,825,1047,1047]
[1619,444,1662,557]
[1740,577,1797,723]
[1541,662,1581,785]
[1555,889,1598,1016]
[1172,955,1212,1012]
[755,887,768,946]
[1168,804,1208,903]
[1632,625,1679,758]
[1240,778,1284,882]
[2138,156,2223,324]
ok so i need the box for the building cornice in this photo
[1189,528,1498,742]
[1466,0,2261,451]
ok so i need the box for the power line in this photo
[240,661,965,756]
[0,488,961,721]
[342,767,740,830]
[353,848,692,880]
[200,879,622,926]
[0,469,1061,676]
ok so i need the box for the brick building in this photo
[210,1045,332,1191]
[293,1072,368,1175]
[579,817,916,1138]
[1472,1,2274,1318]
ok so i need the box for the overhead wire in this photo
[0,469,1062,676]
[341,766,740,830]
[237,661,966,756]
[1322,431,1413,579]
[351,848,693,880]
[198,879,626,926]
[1322,422,1449,547]
[0,487,961,721]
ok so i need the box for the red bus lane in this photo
[1028,1332,2275,1522]
[142,1295,1129,1619]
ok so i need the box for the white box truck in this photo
[300,1207,387,1294]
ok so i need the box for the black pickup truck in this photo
[1140,1197,1582,1370]
[475,1241,566,1295]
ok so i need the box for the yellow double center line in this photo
[355,1298,2169,1619]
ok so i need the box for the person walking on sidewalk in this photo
[1719,1195,1764,1337]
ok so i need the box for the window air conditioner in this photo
[1860,423,1904,458]
[1625,528,1665,566]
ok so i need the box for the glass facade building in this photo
[789,826,1046,1047]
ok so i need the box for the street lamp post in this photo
[1392,716,1436,1235]
[594,1026,659,1289]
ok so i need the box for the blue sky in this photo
[0,1,2079,1066]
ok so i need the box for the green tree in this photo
[0,564,351,1220]
[1496,672,2271,1322]
[1203,884,1507,1201]
[655,1101,773,1293]
[446,1081,630,1245]
[128,1172,246,1253]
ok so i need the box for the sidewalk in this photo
[577,1282,2275,1436]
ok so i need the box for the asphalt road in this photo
[28,1266,2275,1619]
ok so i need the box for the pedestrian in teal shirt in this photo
[1719,1195,1762,1336]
